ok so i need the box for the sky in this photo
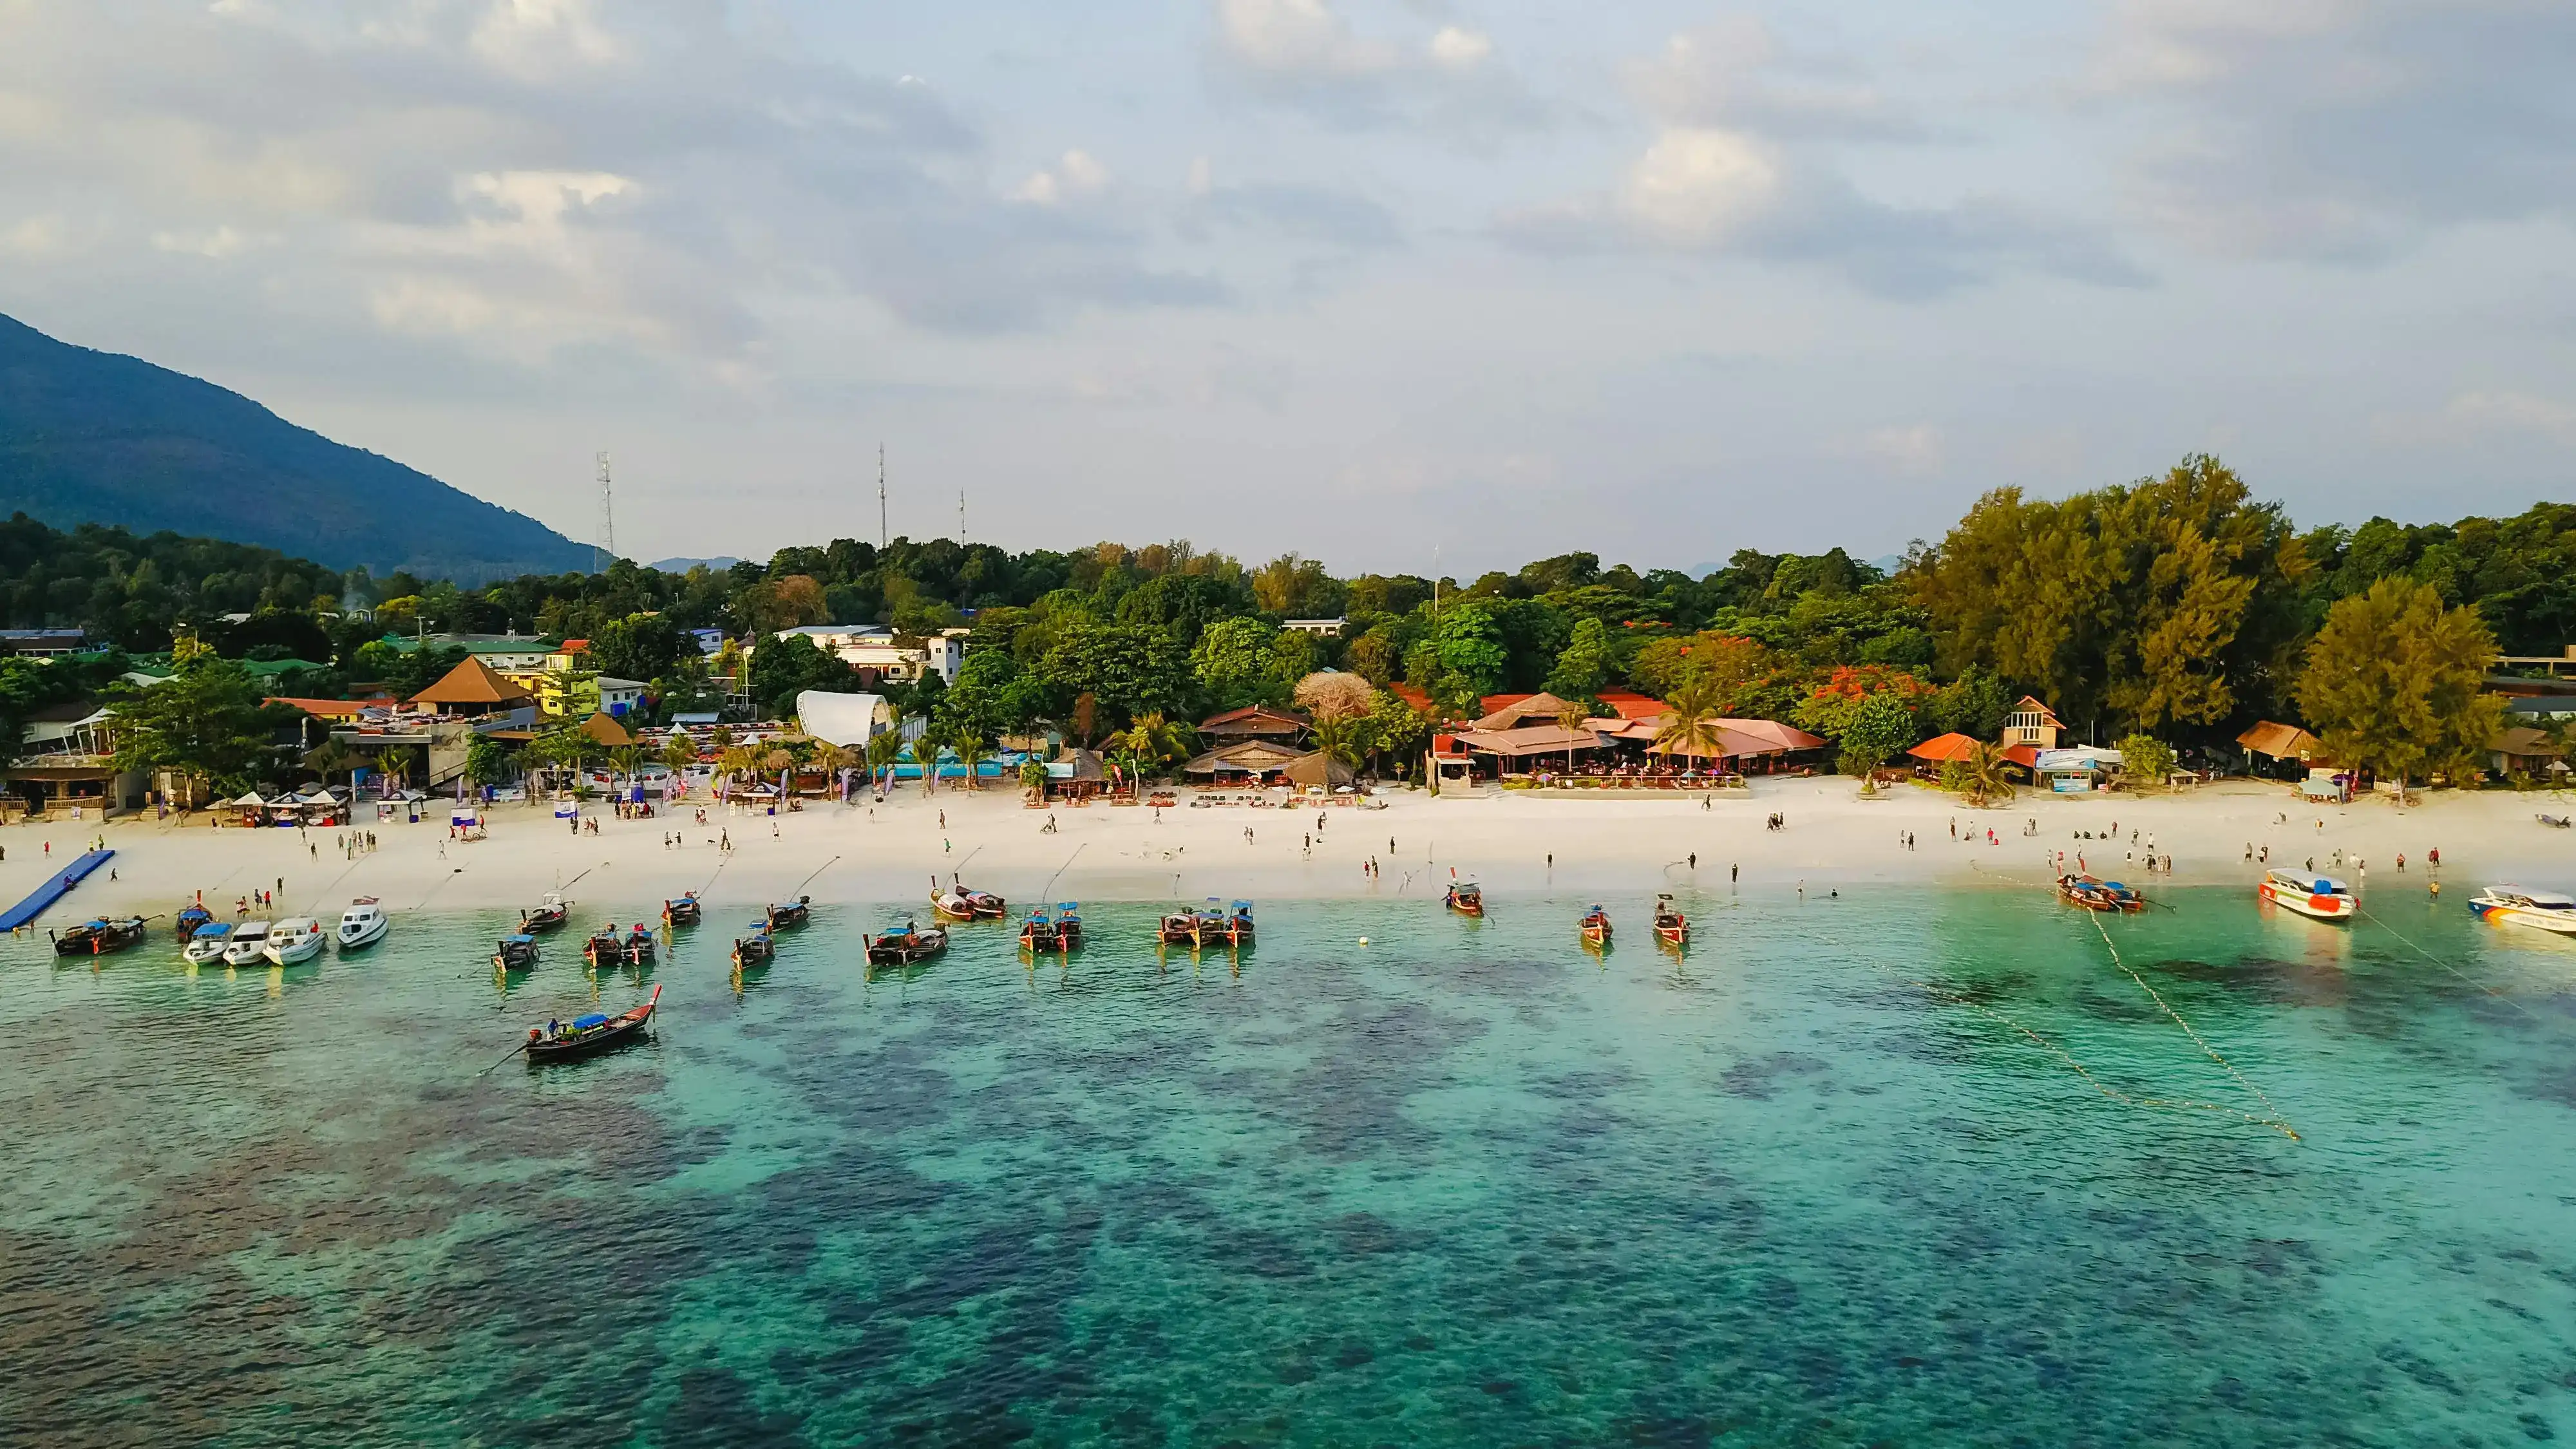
[1,0,2571,576]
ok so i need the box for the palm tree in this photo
[864,730,903,791]
[953,732,988,791]
[913,721,951,795]
[610,744,642,794]
[1653,677,1728,767]
[1119,712,1197,775]
[1553,698,1593,777]
[1310,714,1363,769]
[1964,741,2018,808]
[716,743,759,799]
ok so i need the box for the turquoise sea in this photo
[3,886,2573,1447]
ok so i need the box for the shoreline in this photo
[5,777,2570,926]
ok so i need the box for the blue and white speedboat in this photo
[2468,886,2576,936]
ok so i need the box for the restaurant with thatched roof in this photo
[410,656,534,717]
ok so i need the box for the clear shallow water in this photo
[3,886,2573,1447]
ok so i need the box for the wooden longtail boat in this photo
[53,917,147,957]
[732,926,774,969]
[866,918,947,966]
[525,984,661,1063]
[522,892,572,933]
[1445,880,1484,916]
[1652,893,1688,946]
[663,893,702,927]
[765,896,812,930]
[2057,874,2145,913]
[1579,905,1613,947]
[493,933,540,971]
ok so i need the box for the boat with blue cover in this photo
[524,985,660,1063]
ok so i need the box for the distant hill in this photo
[649,555,742,574]
[0,312,592,583]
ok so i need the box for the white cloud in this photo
[1616,128,1783,246]
[1852,424,1946,475]
[1214,0,1394,77]
[2444,390,2576,444]
[1428,26,1492,72]
[150,224,262,258]
[1014,149,1113,207]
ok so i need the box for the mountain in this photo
[0,312,592,582]
[649,555,742,574]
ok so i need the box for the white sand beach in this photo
[10,778,2575,929]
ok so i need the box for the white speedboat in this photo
[2259,869,2356,922]
[265,917,327,965]
[2468,886,2576,936]
[182,922,234,964]
[336,898,389,950]
[222,921,272,966]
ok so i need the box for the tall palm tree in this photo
[1653,677,1728,766]
[609,744,642,793]
[864,729,902,791]
[716,743,759,798]
[953,732,988,791]
[1553,698,1593,776]
[913,721,951,795]
[1310,714,1363,769]
[1964,741,2018,808]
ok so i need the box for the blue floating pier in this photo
[0,848,117,932]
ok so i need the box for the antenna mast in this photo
[958,489,966,545]
[878,444,888,549]
[595,451,615,572]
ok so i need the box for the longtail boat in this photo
[1053,903,1084,950]
[53,916,147,957]
[1652,893,1688,946]
[1579,905,1613,947]
[1221,899,1255,947]
[525,984,661,1063]
[765,895,812,930]
[493,933,540,971]
[621,924,658,965]
[1445,879,1484,916]
[1019,906,1064,954]
[523,891,572,933]
[583,927,625,967]
[175,904,213,940]
[2057,874,2145,913]
[931,881,978,921]
[732,926,775,969]
[663,893,702,928]
[866,917,947,966]
[1158,910,1202,946]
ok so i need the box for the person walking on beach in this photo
[2396,853,2405,872]
[1688,853,1697,870]
[1731,863,1738,884]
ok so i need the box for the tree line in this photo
[4,459,2564,795]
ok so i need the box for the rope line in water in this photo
[2082,909,2297,1139]
[2356,903,2544,1024]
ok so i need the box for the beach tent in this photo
[795,690,892,747]
[2237,721,2321,762]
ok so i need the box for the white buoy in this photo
[1358,936,1370,946]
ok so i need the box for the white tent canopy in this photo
[795,690,893,747]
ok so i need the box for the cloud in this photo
[2096,0,2576,259]
[2443,390,2576,444]
[1499,18,2145,298]
[1204,0,1545,137]
[0,0,1217,363]
[1847,424,1946,475]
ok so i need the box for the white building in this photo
[758,624,968,685]
[1283,618,1347,638]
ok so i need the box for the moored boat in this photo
[175,904,213,940]
[182,921,234,964]
[525,984,661,1064]
[663,893,702,927]
[1054,903,1084,950]
[1158,910,1200,946]
[336,898,389,949]
[866,916,947,965]
[522,891,572,933]
[622,923,658,965]
[1580,905,1613,946]
[265,917,327,965]
[493,933,540,971]
[931,883,978,921]
[1653,894,1688,945]
[2259,869,2356,922]
[1222,899,1255,946]
[222,921,272,966]
[2057,874,2145,913]
[1019,907,1060,953]
[961,885,1007,920]
[2468,886,2576,936]
[53,916,147,958]
[1445,879,1484,916]
[583,927,626,967]
[732,926,775,969]
[766,895,812,930]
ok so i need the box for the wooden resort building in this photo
[411,656,536,719]
[1197,705,1308,743]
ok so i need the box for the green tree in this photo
[1543,616,1616,701]
[2117,733,2177,790]
[108,654,296,806]
[466,732,515,788]
[1040,623,1191,730]
[1837,690,1920,788]
[591,612,687,683]
[1434,603,1509,699]
[1654,677,1729,764]
[1191,616,1282,705]
[746,632,861,719]
[2297,576,2503,786]
[1929,665,2011,740]
[1366,688,1430,777]
[1917,455,2307,737]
